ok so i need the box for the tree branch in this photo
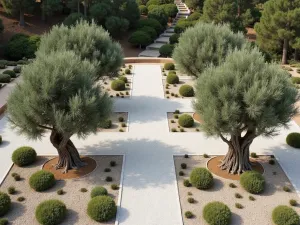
[219,133,230,144]
[38,125,53,131]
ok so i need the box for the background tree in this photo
[89,3,111,25]
[255,0,300,64]
[41,0,62,22]
[148,7,168,26]
[7,51,113,173]
[173,23,246,77]
[194,47,298,174]
[36,21,123,78]
[105,16,129,38]
[0,18,4,34]
[185,0,204,11]
[63,12,84,26]
[121,0,140,28]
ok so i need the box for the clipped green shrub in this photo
[272,205,300,225]
[286,132,300,148]
[13,66,21,73]
[128,31,152,47]
[3,70,16,78]
[169,33,180,44]
[125,69,131,74]
[148,7,168,26]
[29,170,56,192]
[0,74,11,83]
[12,146,37,166]
[240,171,265,194]
[166,73,179,84]
[139,5,148,15]
[159,44,174,57]
[63,13,84,26]
[178,114,194,128]
[87,196,117,222]
[119,76,128,83]
[138,26,157,40]
[0,218,8,225]
[187,12,201,21]
[190,167,213,189]
[91,186,108,198]
[148,4,159,12]
[179,84,194,97]
[0,192,11,216]
[174,20,195,33]
[203,201,231,225]
[101,120,112,129]
[146,0,160,7]
[292,77,300,84]
[164,63,175,70]
[35,199,67,225]
[111,80,126,91]
[137,18,163,34]
[7,61,17,66]
[161,4,178,18]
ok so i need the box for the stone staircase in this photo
[138,1,190,57]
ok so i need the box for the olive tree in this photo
[36,20,123,78]
[7,51,112,173]
[194,47,298,174]
[173,23,246,77]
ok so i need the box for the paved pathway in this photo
[1,65,300,225]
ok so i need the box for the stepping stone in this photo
[155,36,170,43]
[138,50,160,57]
[146,43,164,50]
[160,32,173,37]
[165,28,174,33]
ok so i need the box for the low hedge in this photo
[166,73,179,84]
[3,70,16,78]
[35,199,67,225]
[87,196,117,222]
[0,74,11,83]
[179,84,194,97]
[240,171,265,194]
[164,63,175,70]
[91,186,108,198]
[272,205,300,225]
[286,132,300,148]
[190,167,213,189]
[203,201,231,225]
[111,80,125,91]
[178,114,194,128]
[12,146,37,166]
[0,192,11,216]
[29,170,56,192]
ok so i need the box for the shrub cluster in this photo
[29,170,56,192]
[3,70,16,78]
[203,201,231,225]
[179,85,194,97]
[178,114,194,128]
[138,26,157,40]
[87,196,117,222]
[111,80,126,91]
[286,132,300,148]
[0,192,11,216]
[190,167,213,189]
[35,199,67,225]
[137,18,163,34]
[166,73,179,84]
[240,171,265,194]
[128,31,152,47]
[91,186,108,198]
[272,205,300,225]
[169,33,180,44]
[12,146,37,166]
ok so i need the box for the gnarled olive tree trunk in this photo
[50,130,86,173]
[219,131,256,174]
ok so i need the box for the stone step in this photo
[160,32,173,37]
[146,43,164,50]
[165,28,175,33]
[138,50,160,57]
[155,36,170,43]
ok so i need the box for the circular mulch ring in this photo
[42,156,97,180]
[207,156,264,180]
[193,113,204,123]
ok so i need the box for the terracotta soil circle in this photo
[207,156,264,180]
[42,156,97,180]
[193,113,204,123]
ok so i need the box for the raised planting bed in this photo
[167,112,201,132]
[97,112,129,132]
[0,155,123,225]
[174,155,300,225]
[163,79,195,99]
[99,76,132,98]
[161,63,186,76]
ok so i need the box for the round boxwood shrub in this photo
[272,205,300,225]
[13,66,21,73]
[139,5,148,15]
[179,84,194,97]
[35,199,67,225]
[164,63,175,70]
[292,77,300,84]
[240,171,265,194]
[0,192,11,216]
[111,79,125,91]
[91,186,108,198]
[138,26,157,40]
[3,70,16,78]
[169,33,180,44]
[87,196,117,222]
[12,146,37,166]
[125,69,131,74]
[63,12,84,26]
[0,74,11,83]
[286,132,300,148]
[178,114,194,128]
[190,168,213,189]
[29,170,56,192]
[119,76,128,83]
[128,31,152,47]
[166,73,179,84]
[159,44,174,57]
[148,7,168,26]
[137,18,163,34]
[203,201,231,225]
